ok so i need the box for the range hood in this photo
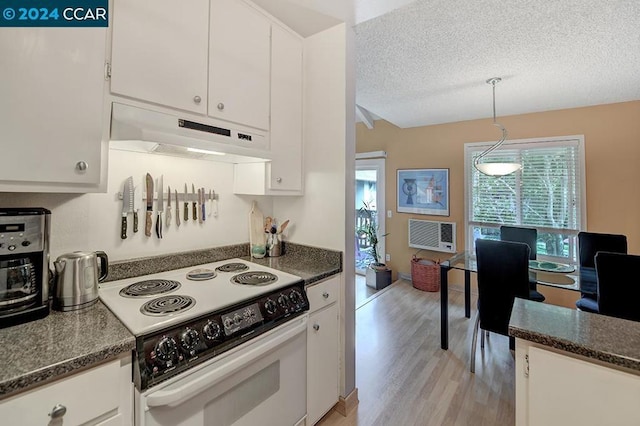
[109,102,271,163]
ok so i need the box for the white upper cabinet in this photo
[110,0,210,114]
[233,24,304,196]
[209,0,271,130]
[0,27,107,191]
[269,24,303,192]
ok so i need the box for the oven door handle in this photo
[146,314,308,408]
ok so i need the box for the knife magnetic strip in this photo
[116,192,219,202]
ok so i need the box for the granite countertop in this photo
[242,243,342,285]
[0,301,135,398]
[0,242,342,399]
[509,298,640,371]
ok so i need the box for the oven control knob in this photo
[277,294,290,309]
[154,336,177,362]
[264,299,277,315]
[289,289,303,306]
[180,328,200,351]
[203,320,222,341]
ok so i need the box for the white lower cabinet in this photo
[306,276,340,425]
[515,339,640,426]
[0,356,133,426]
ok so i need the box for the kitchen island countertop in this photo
[509,298,640,371]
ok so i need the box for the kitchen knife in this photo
[201,187,206,221]
[133,183,140,233]
[145,173,154,237]
[192,184,197,221]
[120,177,133,239]
[198,188,202,223]
[211,190,219,217]
[184,184,189,222]
[166,185,172,227]
[156,175,164,239]
[175,189,181,227]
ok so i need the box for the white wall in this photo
[0,148,272,261]
[274,22,356,398]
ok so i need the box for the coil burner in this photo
[215,263,249,273]
[119,280,181,298]
[140,295,196,316]
[231,271,278,286]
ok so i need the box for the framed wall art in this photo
[397,168,450,216]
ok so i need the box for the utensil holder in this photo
[267,234,282,257]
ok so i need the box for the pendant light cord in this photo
[473,78,509,169]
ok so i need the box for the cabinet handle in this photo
[49,404,67,419]
[217,102,225,111]
[75,161,88,172]
[193,95,202,104]
[313,324,320,331]
[322,292,329,299]
[276,177,282,183]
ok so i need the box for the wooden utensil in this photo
[279,219,290,234]
[264,216,272,233]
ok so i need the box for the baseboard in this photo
[334,387,359,417]
[398,272,411,281]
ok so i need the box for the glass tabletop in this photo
[442,251,580,291]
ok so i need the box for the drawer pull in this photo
[49,404,67,419]
[313,324,320,331]
[322,292,329,299]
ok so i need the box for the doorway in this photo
[355,155,385,307]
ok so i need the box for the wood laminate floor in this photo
[355,273,378,309]
[318,279,515,426]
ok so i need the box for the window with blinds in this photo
[465,136,586,262]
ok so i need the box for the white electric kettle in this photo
[53,251,108,311]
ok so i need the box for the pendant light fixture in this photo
[473,77,522,176]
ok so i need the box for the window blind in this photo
[465,136,585,260]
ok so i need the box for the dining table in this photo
[439,250,580,350]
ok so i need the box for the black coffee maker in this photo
[0,208,51,328]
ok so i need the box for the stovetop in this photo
[99,258,303,336]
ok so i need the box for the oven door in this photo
[136,314,308,426]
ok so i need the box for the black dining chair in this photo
[500,225,545,302]
[471,239,531,373]
[594,252,640,322]
[576,232,627,313]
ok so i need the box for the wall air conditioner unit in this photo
[408,219,456,253]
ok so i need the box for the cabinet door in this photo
[0,359,129,426]
[307,304,339,425]
[210,0,270,130]
[527,346,640,426]
[110,0,209,114]
[0,28,106,185]
[269,25,303,192]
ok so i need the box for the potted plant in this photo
[357,202,392,290]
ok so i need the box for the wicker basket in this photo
[411,256,440,292]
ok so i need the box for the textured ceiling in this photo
[355,0,640,128]
[251,0,640,129]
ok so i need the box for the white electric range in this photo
[99,258,309,426]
